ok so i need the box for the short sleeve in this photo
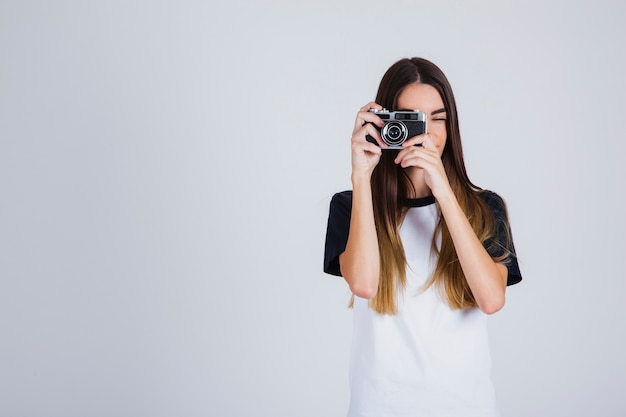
[480,191,522,286]
[323,191,353,276]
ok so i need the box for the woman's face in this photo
[395,83,447,155]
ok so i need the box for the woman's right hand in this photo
[350,102,387,178]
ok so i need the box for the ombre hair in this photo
[365,57,512,315]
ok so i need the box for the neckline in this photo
[402,195,436,207]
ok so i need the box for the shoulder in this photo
[478,189,504,206]
[331,190,353,205]
[330,190,353,213]
[478,190,507,215]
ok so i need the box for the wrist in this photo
[351,172,372,187]
[433,184,455,205]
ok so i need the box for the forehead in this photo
[396,83,444,112]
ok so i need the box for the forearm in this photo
[437,191,507,314]
[339,174,380,299]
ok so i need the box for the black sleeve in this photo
[480,190,522,286]
[323,191,353,276]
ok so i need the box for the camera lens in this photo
[381,121,407,145]
[388,126,402,139]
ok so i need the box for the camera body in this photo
[365,109,427,149]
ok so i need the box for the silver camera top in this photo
[369,108,426,118]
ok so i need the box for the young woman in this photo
[324,57,522,417]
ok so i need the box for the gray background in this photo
[1,1,625,416]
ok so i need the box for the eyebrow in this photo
[397,108,447,115]
[431,108,447,115]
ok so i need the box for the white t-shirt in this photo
[323,190,521,417]
[348,202,499,417]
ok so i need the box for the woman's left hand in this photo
[393,134,453,199]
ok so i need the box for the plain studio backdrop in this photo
[1,1,624,416]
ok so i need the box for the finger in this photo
[355,102,384,130]
[420,134,438,152]
[395,146,438,167]
[353,139,383,159]
[362,141,383,156]
[354,123,387,148]
[359,102,383,113]
[394,147,421,165]
[355,110,385,131]
[402,133,427,149]
[398,152,439,169]
[395,153,424,168]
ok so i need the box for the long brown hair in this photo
[367,57,511,315]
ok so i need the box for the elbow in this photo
[478,294,506,315]
[350,282,378,299]
[347,274,379,300]
[341,263,379,299]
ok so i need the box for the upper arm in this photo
[495,262,508,287]
[323,191,353,276]
[481,191,522,286]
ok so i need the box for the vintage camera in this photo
[365,109,427,149]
